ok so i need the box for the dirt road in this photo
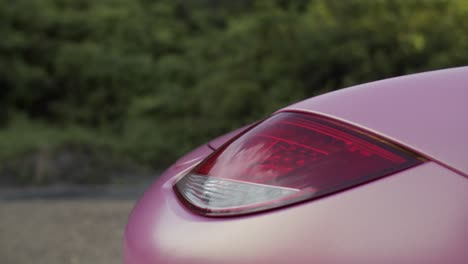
[0,199,136,264]
[0,200,133,264]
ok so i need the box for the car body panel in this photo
[124,67,468,263]
[282,67,468,177]
[174,144,213,168]
[124,161,468,264]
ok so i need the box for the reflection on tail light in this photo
[175,112,423,216]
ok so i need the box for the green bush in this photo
[1,0,468,183]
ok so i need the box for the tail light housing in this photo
[174,112,423,216]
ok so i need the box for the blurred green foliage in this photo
[1,0,468,181]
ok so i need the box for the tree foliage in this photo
[1,0,468,168]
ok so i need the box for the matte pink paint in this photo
[124,67,468,263]
[125,162,468,263]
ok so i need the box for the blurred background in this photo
[0,0,467,263]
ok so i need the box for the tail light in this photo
[174,112,423,216]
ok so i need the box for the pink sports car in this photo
[124,67,468,263]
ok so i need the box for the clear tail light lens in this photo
[174,112,423,216]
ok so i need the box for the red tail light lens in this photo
[175,112,423,216]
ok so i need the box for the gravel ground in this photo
[0,199,135,264]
